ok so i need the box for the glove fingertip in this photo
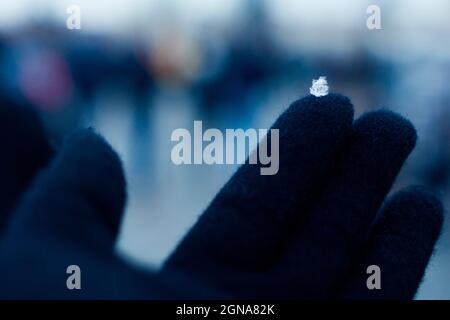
[340,186,443,299]
[61,129,127,229]
[354,110,417,155]
[282,93,354,130]
[380,186,444,243]
[9,128,128,239]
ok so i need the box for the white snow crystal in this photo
[310,76,329,97]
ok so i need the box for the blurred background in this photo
[0,0,449,299]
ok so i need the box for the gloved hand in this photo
[0,93,443,299]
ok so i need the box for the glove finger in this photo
[340,187,443,299]
[165,94,354,274]
[1,129,126,250]
[0,129,229,298]
[272,110,417,298]
[0,93,53,231]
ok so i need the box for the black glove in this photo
[0,93,443,299]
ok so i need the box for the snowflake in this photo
[310,76,329,97]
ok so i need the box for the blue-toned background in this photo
[0,0,449,299]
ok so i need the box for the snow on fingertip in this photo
[310,76,329,97]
